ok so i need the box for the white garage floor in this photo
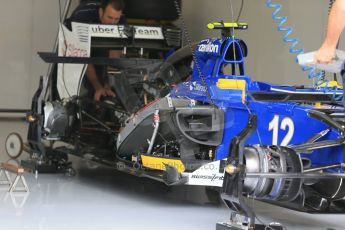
[0,120,344,230]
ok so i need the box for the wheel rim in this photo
[5,133,23,159]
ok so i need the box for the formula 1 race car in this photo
[18,12,345,228]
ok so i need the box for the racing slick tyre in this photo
[5,133,23,159]
[312,179,345,201]
[332,200,345,211]
[163,44,196,84]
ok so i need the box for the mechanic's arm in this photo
[102,50,122,91]
[315,0,345,64]
[86,64,115,101]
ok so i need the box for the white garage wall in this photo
[182,0,340,85]
[0,0,78,110]
[0,1,33,109]
[0,0,343,109]
[30,0,79,106]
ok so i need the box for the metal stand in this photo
[0,168,12,185]
[9,173,29,193]
[0,163,29,192]
[217,115,287,229]
[218,115,257,229]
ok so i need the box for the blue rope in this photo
[266,0,328,87]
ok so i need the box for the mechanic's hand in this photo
[104,84,114,91]
[315,43,336,64]
[94,86,116,101]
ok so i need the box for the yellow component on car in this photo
[216,79,246,102]
[318,80,343,89]
[141,155,185,173]
[314,102,322,108]
[207,22,248,30]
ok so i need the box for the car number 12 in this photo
[268,115,294,146]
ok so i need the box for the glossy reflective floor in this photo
[0,120,344,230]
